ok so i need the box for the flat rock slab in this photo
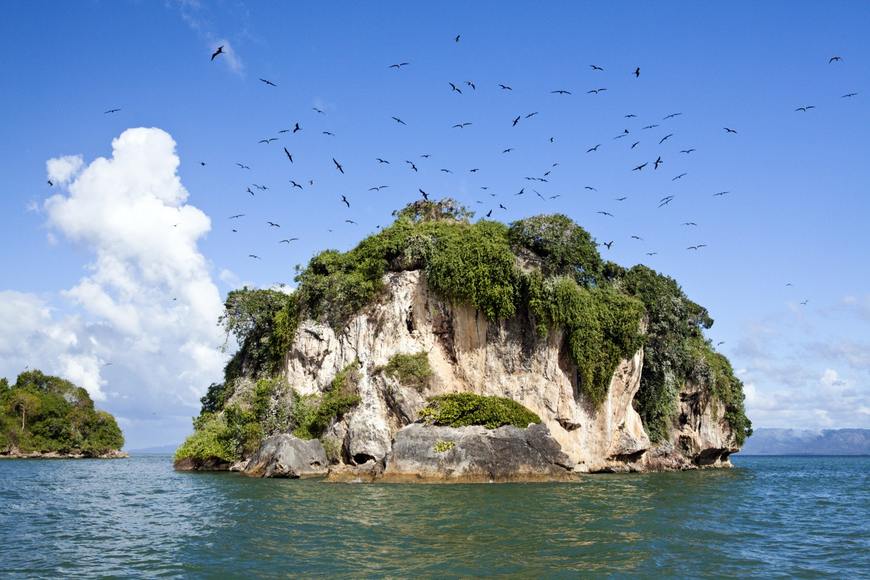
[243,434,329,478]
[383,423,576,483]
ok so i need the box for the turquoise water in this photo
[0,455,866,578]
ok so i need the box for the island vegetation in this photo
[0,369,124,457]
[177,199,751,467]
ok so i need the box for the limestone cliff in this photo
[276,270,738,475]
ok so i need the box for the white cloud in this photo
[46,154,84,185]
[0,128,227,443]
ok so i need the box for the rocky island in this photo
[0,369,125,459]
[175,199,751,481]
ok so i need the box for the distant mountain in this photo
[128,444,178,455]
[739,428,870,455]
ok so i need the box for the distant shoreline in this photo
[0,450,128,460]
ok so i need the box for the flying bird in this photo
[211,46,224,61]
[466,80,476,90]
[828,56,842,63]
[512,115,521,126]
[672,173,687,181]
[279,238,299,243]
[498,84,513,90]
[258,138,277,144]
[659,133,674,144]
[654,156,663,170]
[454,34,461,43]
[597,211,614,217]
[663,113,682,120]
[602,241,614,250]
[259,78,277,87]
[800,299,809,305]
[587,88,607,94]
[267,221,280,228]
[724,127,738,134]
[290,180,303,189]
[587,144,601,153]
[551,89,572,95]
[229,214,245,219]
[103,108,121,114]
[292,123,301,133]
[658,195,674,207]
[248,254,261,259]
[634,67,640,78]
[795,105,816,112]
[682,222,698,226]
[590,64,604,71]
[449,82,462,94]
[713,191,730,197]
[405,160,418,172]
[376,158,390,164]
[452,122,472,128]
[631,141,640,149]
[502,148,514,154]
[419,189,429,200]
[345,219,357,225]
[341,195,350,208]
[687,244,707,250]
[680,148,696,154]
[312,107,325,114]
[392,116,407,125]
[333,158,344,174]
[841,92,858,98]
[283,148,293,162]
[633,162,647,171]
[389,62,410,69]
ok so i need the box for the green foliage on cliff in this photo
[291,362,361,440]
[508,214,603,285]
[615,265,751,443]
[420,393,542,429]
[527,274,645,406]
[0,370,124,455]
[174,413,235,462]
[380,352,432,391]
[219,288,298,381]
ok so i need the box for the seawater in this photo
[1,455,867,578]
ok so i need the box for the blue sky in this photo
[1,1,868,448]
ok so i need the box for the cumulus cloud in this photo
[0,128,227,446]
[46,155,84,185]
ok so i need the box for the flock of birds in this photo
[88,38,861,310]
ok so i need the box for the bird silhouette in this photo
[103,108,121,114]
[452,122,472,128]
[313,107,325,114]
[663,113,682,120]
[713,191,730,197]
[551,89,572,95]
[455,34,461,43]
[392,116,407,125]
[654,156,663,169]
[341,195,350,208]
[419,189,430,200]
[229,214,245,219]
[672,173,687,181]
[248,254,261,259]
[590,64,604,71]
[389,62,410,69]
[794,105,816,112]
[631,141,640,149]
[258,138,277,144]
[376,158,390,164]
[345,219,357,225]
[602,241,614,249]
[633,162,647,171]
[597,211,614,217]
[680,148,696,154]
[587,144,601,153]
[687,244,707,250]
[279,238,299,243]
[512,115,521,126]
[449,82,462,94]
[211,46,224,61]
[841,92,858,98]
[292,123,301,133]
[405,160,418,172]
[290,180,303,189]
[498,84,513,90]
[259,78,277,87]
[682,222,698,226]
[267,221,280,228]
[724,127,738,134]
[466,81,476,90]
[658,195,674,207]
[659,133,674,144]
[634,67,640,78]
[333,158,344,174]
[828,56,842,63]
[283,148,293,162]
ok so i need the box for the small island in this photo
[0,369,125,459]
[176,199,751,481]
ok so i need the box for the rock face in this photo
[243,434,328,478]
[383,423,574,482]
[278,270,740,477]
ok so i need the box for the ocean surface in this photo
[0,455,866,578]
